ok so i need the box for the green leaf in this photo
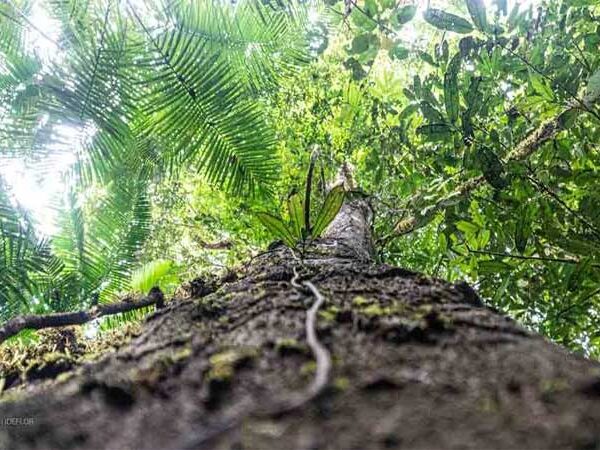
[514,216,530,254]
[528,71,554,102]
[350,33,380,63]
[312,186,345,238]
[566,259,592,292]
[394,4,417,25]
[465,75,483,114]
[350,7,377,32]
[444,53,461,123]
[456,220,479,234]
[378,0,396,9]
[584,68,600,105]
[343,57,368,80]
[424,9,474,34]
[420,102,445,123]
[478,260,512,274]
[287,193,305,239]
[389,44,409,60]
[351,34,372,53]
[465,0,488,32]
[418,51,438,67]
[131,259,175,294]
[257,212,296,247]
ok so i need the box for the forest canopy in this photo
[0,0,599,357]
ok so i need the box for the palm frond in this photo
[0,178,56,321]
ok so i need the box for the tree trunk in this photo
[1,197,600,450]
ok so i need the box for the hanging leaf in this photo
[418,51,438,67]
[257,212,296,247]
[461,112,474,145]
[466,0,488,32]
[424,9,474,34]
[399,103,419,120]
[459,36,477,56]
[287,193,304,239]
[444,53,462,123]
[312,186,346,238]
[514,214,530,254]
[465,76,483,113]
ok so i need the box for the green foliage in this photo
[0,0,313,324]
[311,186,345,238]
[257,185,346,247]
[130,259,177,294]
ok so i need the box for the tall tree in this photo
[1,188,600,449]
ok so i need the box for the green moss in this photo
[319,306,340,322]
[207,347,258,382]
[218,316,230,325]
[362,304,392,317]
[540,378,569,394]
[333,376,350,391]
[42,351,74,365]
[172,346,193,362]
[0,386,26,403]
[300,361,316,376]
[275,338,306,355]
[352,296,374,306]
[55,372,75,384]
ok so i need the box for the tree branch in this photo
[0,288,164,345]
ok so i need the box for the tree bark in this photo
[1,197,600,450]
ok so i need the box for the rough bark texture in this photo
[1,199,600,450]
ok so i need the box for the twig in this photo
[466,246,600,268]
[0,288,164,345]
[556,287,600,319]
[349,0,396,36]
[526,172,600,240]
